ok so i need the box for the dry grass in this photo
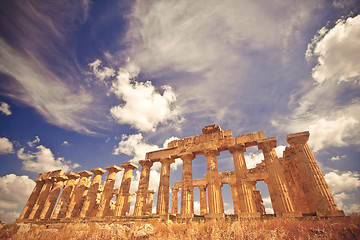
[1,215,359,240]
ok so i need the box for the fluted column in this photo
[198,185,207,215]
[134,160,153,216]
[229,183,240,215]
[28,172,54,219]
[115,162,138,216]
[40,171,67,219]
[180,153,195,218]
[287,132,344,217]
[171,187,179,215]
[204,149,224,218]
[96,165,122,217]
[19,173,46,219]
[65,170,92,218]
[156,157,175,215]
[258,138,301,217]
[229,145,259,218]
[51,172,80,219]
[79,168,106,217]
[145,190,156,214]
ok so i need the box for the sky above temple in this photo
[0,0,360,223]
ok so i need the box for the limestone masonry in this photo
[18,125,344,222]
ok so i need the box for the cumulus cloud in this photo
[109,62,181,132]
[324,170,360,194]
[0,137,14,154]
[274,15,360,152]
[17,145,80,173]
[0,102,11,116]
[0,174,35,223]
[113,133,160,163]
[307,15,360,84]
[333,192,360,214]
[61,141,70,146]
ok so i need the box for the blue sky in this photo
[0,0,360,223]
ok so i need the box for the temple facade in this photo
[18,125,344,222]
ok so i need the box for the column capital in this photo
[203,149,220,157]
[159,157,175,165]
[139,159,154,168]
[171,187,179,192]
[179,152,195,161]
[287,131,310,146]
[257,137,277,151]
[91,168,107,175]
[121,162,139,170]
[198,184,207,190]
[65,172,80,179]
[50,169,65,178]
[229,144,246,154]
[54,175,68,182]
[76,170,93,178]
[105,165,123,173]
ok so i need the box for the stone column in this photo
[51,172,80,219]
[198,185,208,215]
[229,183,240,215]
[145,190,156,214]
[40,171,67,219]
[282,147,310,214]
[65,170,92,218]
[115,162,138,216]
[171,187,179,215]
[229,145,259,218]
[79,168,106,217]
[204,149,224,218]
[287,132,344,217]
[180,153,195,218]
[19,173,46,220]
[134,160,153,216]
[156,157,175,215]
[96,165,122,217]
[258,138,301,217]
[28,172,54,219]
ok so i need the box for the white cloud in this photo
[330,155,347,161]
[89,59,115,85]
[333,192,360,215]
[109,61,181,132]
[308,117,358,152]
[324,170,360,194]
[274,15,360,152]
[27,136,40,147]
[307,15,360,84]
[0,39,93,133]
[113,133,159,164]
[0,137,14,154]
[17,145,80,173]
[121,0,320,122]
[262,196,274,214]
[0,102,11,116]
[61,140,70,146]
[244,145,285,169]
[0,174,35,223]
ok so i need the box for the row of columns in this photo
[19,162,138,220]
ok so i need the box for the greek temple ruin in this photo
[17,125,344,222]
